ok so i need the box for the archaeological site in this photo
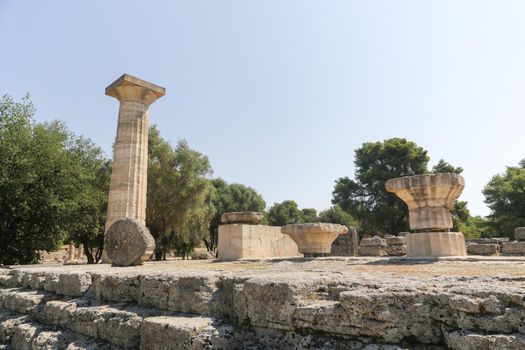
[1,73,524,350]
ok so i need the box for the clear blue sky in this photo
[2,1,525,217]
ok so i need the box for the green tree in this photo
[146,126,215,259]
[458,216,488,239]
[483,160,525,237]
[65,139,110,264]
[0,95,109,265]
[267,200,305,226]
[332,138,429,235]
[431,159,463,174]
[206,179,266,252]
[318,205,357,228]
[301,208,318,223]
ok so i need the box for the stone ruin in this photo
[281,223,347,257]
[216,212,301,260]
[386,173,467,257]
[501,227,525,255]
[103,74,165,266]
[2,76,525,349]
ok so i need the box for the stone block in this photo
[467,244,499,256]
[405,232,467,257]
[330,227,359,256]
[221,212,264,225]
[217,224,301,260]
[55,273,92,297]
[385,245,406,256]
[386,236,406,246]
[140,316,235,350]
[358,246,387,256]
[360,236,386,247]
[501,242,525,255]
[514,227,525,242]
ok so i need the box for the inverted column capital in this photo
[106,73,166,105]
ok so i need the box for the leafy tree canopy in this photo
[318,205,357,228]
[0,95,108,264]
[483,160,525,237]
[332,138,429,235]
[332,139,470,235]
[206,178,266,252]
[146,126,215,259]
[267,200,306,226]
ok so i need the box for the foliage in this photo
[146,126,215,259]
[431,159,463,174]
[206,178,266,252]
[318,205,357,228]
[65,141,110,264]
[332,138,429,235]
[301,208,318,223]
[267,200,305,226]
[482,160,525,238]
[0,95,108,265]
[458,216,488,239]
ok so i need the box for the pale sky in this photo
[2,1,525,216]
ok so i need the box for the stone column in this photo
[103,74,165,266]
[105,74,165,230]
[386,173,467,257]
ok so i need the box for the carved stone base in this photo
[406,232,466,257]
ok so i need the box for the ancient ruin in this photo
[1,258,525,349]
[281,223,347,257]
[217,212,300,260]
[386,173,467,257]
[103,74,165,266]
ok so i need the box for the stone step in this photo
[0,287,238,349]
[445,331,525,350]
[0,308,117,349]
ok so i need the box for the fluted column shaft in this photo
[104,74,165,232]
[105,100,150,230]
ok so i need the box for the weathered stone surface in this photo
[330,227,359,256]
[406,232,467,257]
[140,316,234,350]
[501,242,525,255]
[221,212,264,225]
[105,218,155,266]
[514,227,525,242]
[360,236,387,247]
[218,224,300,260]
[467,244,499,256]
[2,258,525,349]
[385,245,406,256]
[358,246,387,256]
[191,251,215,260]
[56,272,92,297]
[104,73,165,232]
[445,331,525,350]
[468,237,509,245]
[282,223,347,257]
[386,173,464,231]
[386,236,406,246]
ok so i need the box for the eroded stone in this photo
[221,212,264,225]
[105,218,155,267]
[282,223,347,257]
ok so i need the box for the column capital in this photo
[106,73,166,105]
